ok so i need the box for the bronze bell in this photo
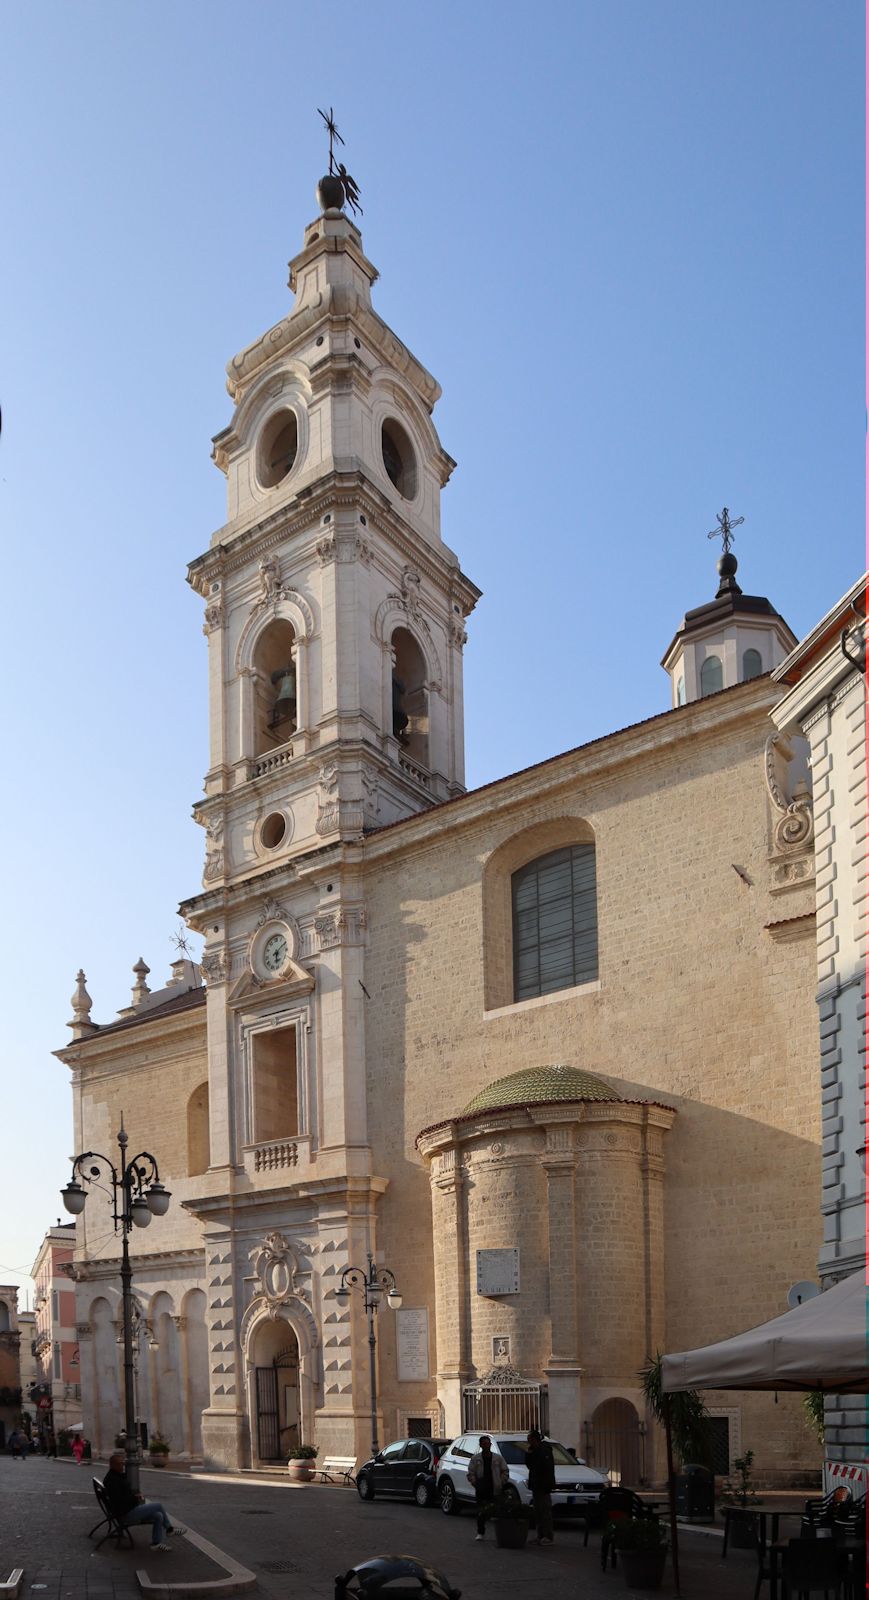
[270,663,297,727]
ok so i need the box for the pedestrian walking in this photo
[8,1429,27,1461]
[525,1428,556,1544]
[71,1433,86,1464]
[467,1435,509,1539]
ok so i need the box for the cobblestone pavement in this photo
[1,1456,782,1599]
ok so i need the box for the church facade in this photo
[59,183,825,1485]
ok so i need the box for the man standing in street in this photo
[525,1428,556,1544]
[467,1435,509,1540]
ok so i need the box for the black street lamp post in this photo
[61,1117,171,1493]
[334,1253,401,1459]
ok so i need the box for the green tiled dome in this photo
[463,1063,621,1115]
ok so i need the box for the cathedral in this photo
[58,172,823,1486]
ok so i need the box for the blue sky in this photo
[1,1,863,1296]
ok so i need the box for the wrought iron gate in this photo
[583,1411,645,1486]
[462,1365,549,1434]
[255,1366,280,1461]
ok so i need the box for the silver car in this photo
[435,1432,607,1516]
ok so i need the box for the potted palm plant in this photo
[287,1444,317,1482]
[148,1432,171,1469]
[489,1492,531,1549]
[720,1450,761,1547]
[612,1517,668,1590]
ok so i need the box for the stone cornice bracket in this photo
[203,580,225,635]
[68,970,97,1039]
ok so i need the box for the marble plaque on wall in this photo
[476,1248,520,1296]
[396,1308,429,1381]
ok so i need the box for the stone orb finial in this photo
[717,551,738,580]
[316,173,345,213]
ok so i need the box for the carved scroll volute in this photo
[764,733,814,853]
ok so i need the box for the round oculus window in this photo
[259,411,299,488]
[261,812,287,850]
[381,418,417,500]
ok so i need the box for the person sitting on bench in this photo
[102,1453,186,1551]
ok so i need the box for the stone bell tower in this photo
[181,166,480,1470]
[188,177,480,881]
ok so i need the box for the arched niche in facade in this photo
[89,1295,120,1457]
[481,816,598,1011]
[150,1291,183,1455]
[187,1082,210,1177]
[181,1288,209,1457]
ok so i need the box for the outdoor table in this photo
[722,1506,804,1558]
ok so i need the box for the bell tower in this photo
[180,163,480,1471]
[188,181,479,873]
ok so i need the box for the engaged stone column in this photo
[542,1123,582,1443]
[429,1145,470,1436]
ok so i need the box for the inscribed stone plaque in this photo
[396,1308,429,1381]
[476,1248,520,1296]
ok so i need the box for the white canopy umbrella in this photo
[661,1272,869,1395]
[658,1273,867,1594]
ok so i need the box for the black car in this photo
[356,1437,453,1507]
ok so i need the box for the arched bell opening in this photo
[253,619,297,756]
[250,1320,301,1463]
[391,627,429,767]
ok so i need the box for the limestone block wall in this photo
[361,683,821,1480]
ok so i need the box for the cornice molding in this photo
[188,470,480,618]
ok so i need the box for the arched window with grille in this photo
[512,844,598,1002]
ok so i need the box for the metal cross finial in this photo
[318,106,345,175]
[317,107,363,216]
[707,506,745,555]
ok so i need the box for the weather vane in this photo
[707,506,744,556]
[317,106,363,216]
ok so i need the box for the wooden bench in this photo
[313,1456,357,1486]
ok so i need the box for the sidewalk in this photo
[0,1457,255,1598]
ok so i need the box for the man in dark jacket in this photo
[525,1429,556,1543]
[102,1453,185,1550]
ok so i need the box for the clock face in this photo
[262,932,288,974]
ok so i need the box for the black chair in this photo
[586,1487,658,1570]
[781,1536,846,1599]
[802,1489,853,1535]
[87,1477,134,1550]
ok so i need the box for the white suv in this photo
[435,1432,607,1517]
